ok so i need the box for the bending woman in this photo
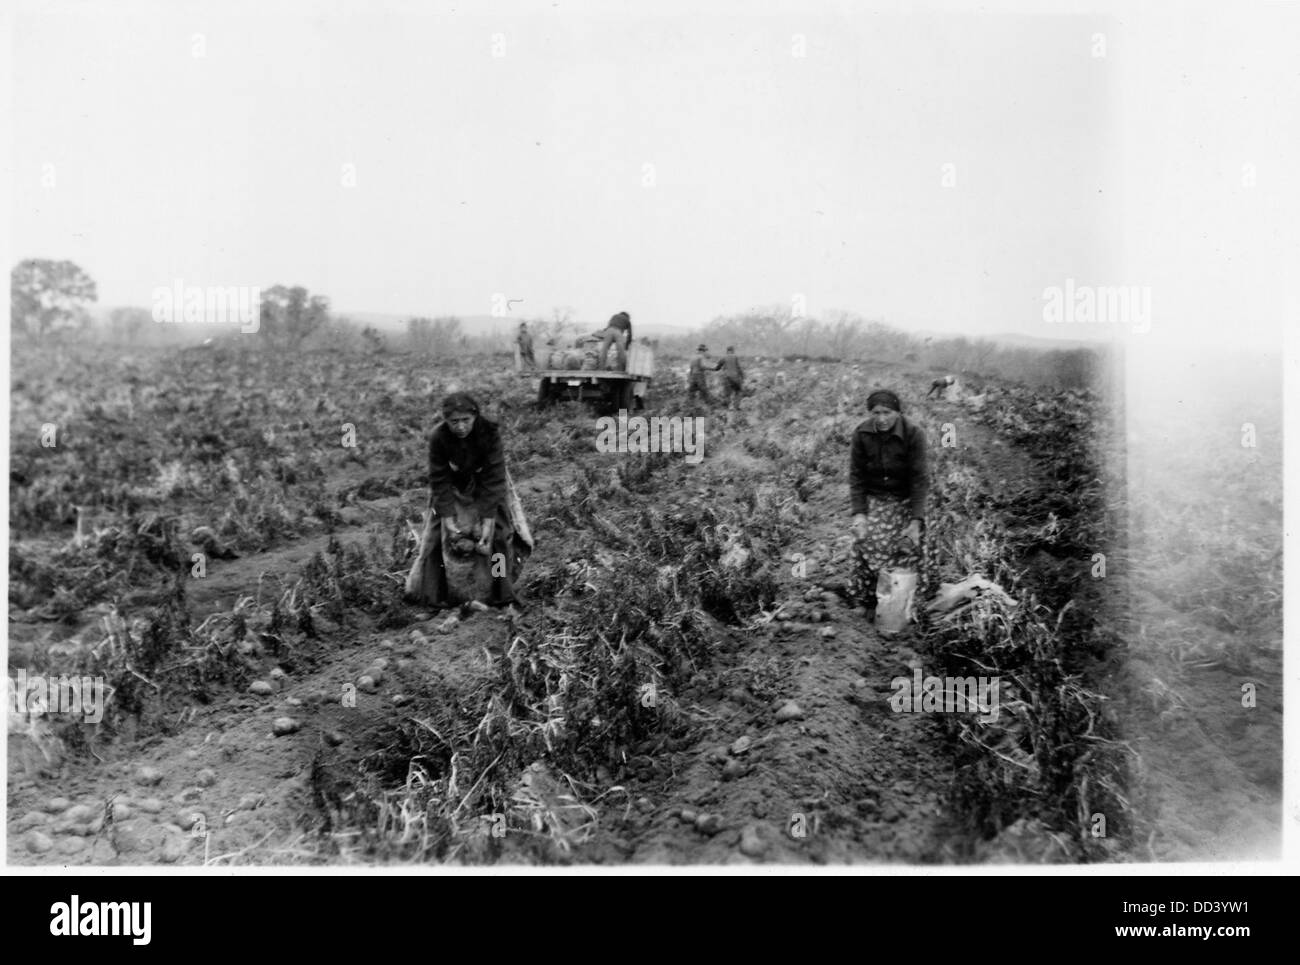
[405,391,531,608]
[848,389,928,622]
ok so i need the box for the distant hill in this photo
[983,331,1112,350]
[89,304,701,340]
[340,312,503,335]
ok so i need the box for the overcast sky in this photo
[6,0,1297,354]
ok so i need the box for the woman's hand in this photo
[851,514,869,541]
[476,517,495,555]
[904,519,922,545]
[442,516,462,539]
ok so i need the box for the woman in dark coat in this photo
[405,392,531,608]
[848,389,928,620]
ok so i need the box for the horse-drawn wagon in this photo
[520,340,654,412]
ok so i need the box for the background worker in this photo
[516,322,535,368]
[688,343,724,403]
[720,346,745,408]
[926,375,955,399]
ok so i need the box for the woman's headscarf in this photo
[866,389,902,413]
[441,391,481,418]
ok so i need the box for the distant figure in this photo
[688,344,724,403]
[594,311,633,370]
[720,346,745,409]
[926,375,955,399]
[516,322,535,368]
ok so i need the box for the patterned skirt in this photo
[849,493,923,607]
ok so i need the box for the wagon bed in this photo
[520,342,655,412]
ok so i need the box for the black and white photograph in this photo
[3,0,1293,878]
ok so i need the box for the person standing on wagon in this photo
[594,311,633,370]
[848,390,928,623]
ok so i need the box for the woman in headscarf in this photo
[848,389,929,622]
[404,391,532,608]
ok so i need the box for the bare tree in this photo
[407,316,434,352]
[260,285,330,350]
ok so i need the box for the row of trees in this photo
[11,258,483,357]
[658,305,1108,389]
[691,306,921,361]
[406,316,467,355]
[11,260,1106,387]
[10,260,335,351]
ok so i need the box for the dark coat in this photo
[689,353,723,383]
[849,414,929,519]
[427,418,507,518]
[609,314,632,341]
